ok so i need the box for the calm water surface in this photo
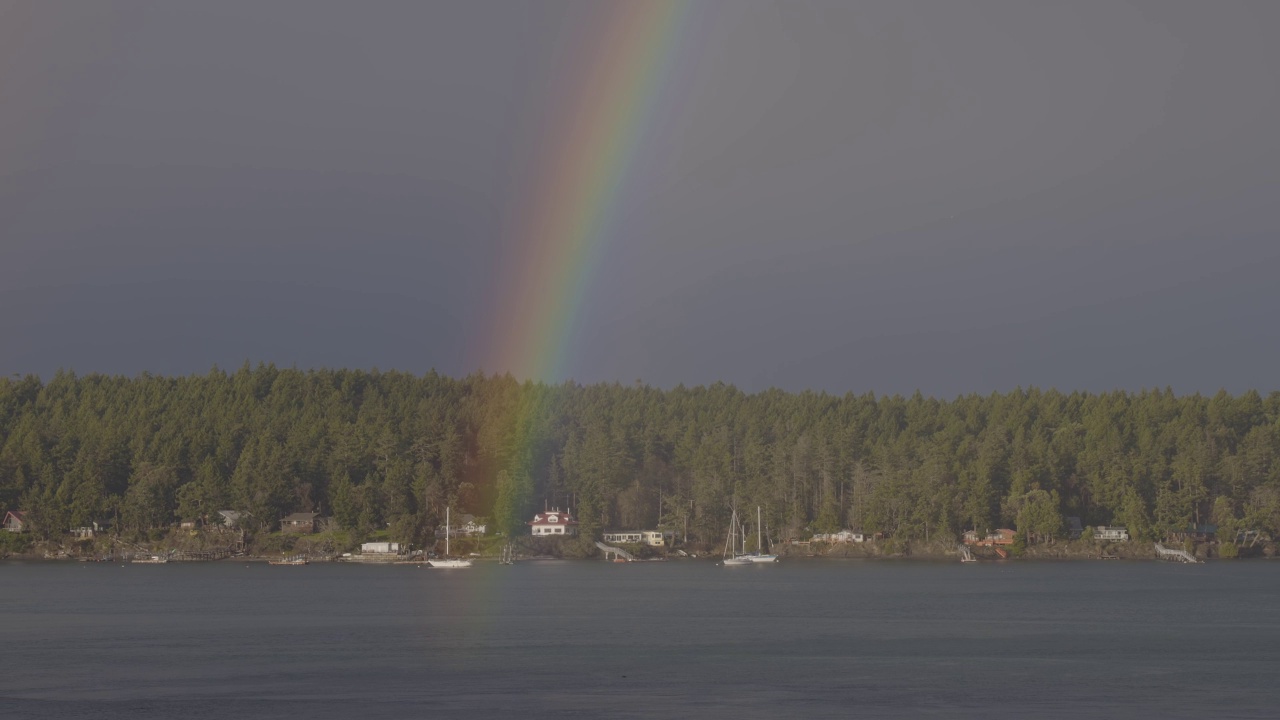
[3,559,1278,719]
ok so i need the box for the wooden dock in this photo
[172,548,234,562]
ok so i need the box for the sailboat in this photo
[721,507,752,566]
[746,506,779,563]
[428,507,473,568]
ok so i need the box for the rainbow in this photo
[485,0,698,385]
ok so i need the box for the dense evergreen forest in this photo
[3,365,1280,547]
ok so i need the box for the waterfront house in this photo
[434,514,487,538]
[988,529,1018,545]
[813,530,866,543]
[280,512,318,534]
[529,508,578,537]
[70,521,108,539]
[1094,526,1130,542]
[3,510,27,533]
[603,530,672,546]
[361,542,402,554]
[1067,517,1084,540]
[458,515,487,536]
[1168,524,1217,542]
[965,528,1018,546]
[217,510,244,528]
[641,531,673,547]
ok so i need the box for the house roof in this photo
[281,512,318,522]
[4,510,26,523]
[528,510,577,526]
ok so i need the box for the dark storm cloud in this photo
[1,1,1277,396]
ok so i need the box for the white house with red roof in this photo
[528,508,578,537]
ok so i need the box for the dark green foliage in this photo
[2,369,1280,546]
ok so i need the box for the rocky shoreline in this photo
[5,534,1277,563]
[778,537,1278,562]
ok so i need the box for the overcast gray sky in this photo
[1,0,1278,397]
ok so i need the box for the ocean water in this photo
[2,558,1278,719]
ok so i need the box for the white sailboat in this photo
[721,508,751,566]
[428,507,473,568]
[746,506,779,563]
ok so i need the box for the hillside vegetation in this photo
[3,366,1279,546]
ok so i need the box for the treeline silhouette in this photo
[2,365,1279,545]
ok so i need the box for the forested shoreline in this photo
[3,366,1279,548]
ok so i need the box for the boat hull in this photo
[428,559,473,568]
[721,557,752,566]
[746,554,778,563]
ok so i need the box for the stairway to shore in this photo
[1154,542,1201,564]
[595,541,637,561]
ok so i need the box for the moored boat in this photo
[269,554,308,566]
[428,507,473,568]
[745,506,779,563]
[720,507,752,566]
[132,555,169,564]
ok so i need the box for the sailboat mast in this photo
[445,506,450,558]
[758,506,762,554]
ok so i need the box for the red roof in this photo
[528,509,578,527]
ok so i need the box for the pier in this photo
[173,548,234,562]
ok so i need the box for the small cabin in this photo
[3,511,27,533]
[1168,524,1216,542]
[1067,517,1084,540]
[640,531,671,547]
[280,512,318,534]
[217,510,244,528]
[71,521,109,539]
